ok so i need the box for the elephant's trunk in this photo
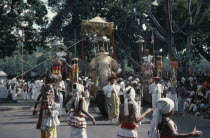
[98,68,110,88]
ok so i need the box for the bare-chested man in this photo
[118,86,153,138]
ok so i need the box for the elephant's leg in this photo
[96,92,108,118]
[64,95,72,107]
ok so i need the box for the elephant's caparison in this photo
[89,52,119,91]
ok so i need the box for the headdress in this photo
[66,83,86,111]
[149,98,174,138]
[124,86,140,116]
[153,76,161,81]
[108,75,117,81]
[128,76,133,81]
[144,49,150,54]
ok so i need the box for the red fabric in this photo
[121,122,136,130]
[52,66,61,70]
[74,113,85,118]
[36,101,47,129]
[160,136,172,138]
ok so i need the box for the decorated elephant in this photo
[89,52,120,116]
[89,52,120,93]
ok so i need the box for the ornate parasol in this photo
[81,16,116,75]
[81,15,114,36]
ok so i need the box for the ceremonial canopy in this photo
[81,16,114,36]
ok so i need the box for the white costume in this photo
[143,55,153,63]
[56,51,67,61]
[117,86,140,138]
[57,80,66,116]
[83,82,90,112]
[120,81,125,94]
[66,83,87,138]
[166,87,178,112]
[23,82,27,100]
[181,77,186,84]
[31,82,36,100]
[27,82,32,100]
[11,78,17,100]
[103,83,120,122]
[149,83,163,109]
[149,98,174,138]
[103,83,120,98]
[34,80,42,100]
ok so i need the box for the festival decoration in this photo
[72,58,79,83]
[156,56,162,77]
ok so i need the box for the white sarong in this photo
[117,128,138,138]
[70,126,87,138]
[68,113,87,138]
[58,92,63,116]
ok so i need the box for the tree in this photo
[0,0,48,58]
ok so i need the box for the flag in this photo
[151,32,154,44]
[22,30,25,42]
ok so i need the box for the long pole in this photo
[22,37,24,85]
[74,29,76,57]
[152,37,155,64]
[22,30,24,85]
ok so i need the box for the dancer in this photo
[66,83,96,138]
[117,87,152,138]
[33,73,61,138]
[149,98,202,138]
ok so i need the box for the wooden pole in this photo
[22,31,24,85]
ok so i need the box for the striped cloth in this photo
[68,113,86,128]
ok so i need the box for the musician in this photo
[33,72,61,138]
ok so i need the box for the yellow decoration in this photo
[81,16,114,36]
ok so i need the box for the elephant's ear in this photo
[89,58,96,71]
[111,58,119,72]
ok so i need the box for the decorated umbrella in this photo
[81,15,114,36]
[81,16,115,75]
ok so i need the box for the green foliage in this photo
[0,0,48,58]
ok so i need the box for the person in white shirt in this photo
[34,79,42,100]
[56,79,66,117]
[117,78,125,104]
[11,77,17,101]
[56,47,67,61]
[83,78,91,112]
[149,77,163,109]
[166,85,178,113]
[143,49,153,64]
[181,77,186,84]
[103,75,120,124]
[23,82,28,100]
[188,76,194,86]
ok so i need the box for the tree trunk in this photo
[184,30,193,76]
[165,0,176,57]
[184,0,193,76]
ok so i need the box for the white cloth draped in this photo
[117,128,138,138]
[149,98,174,138]
[124,86,140,116]
[149,83,163,109]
